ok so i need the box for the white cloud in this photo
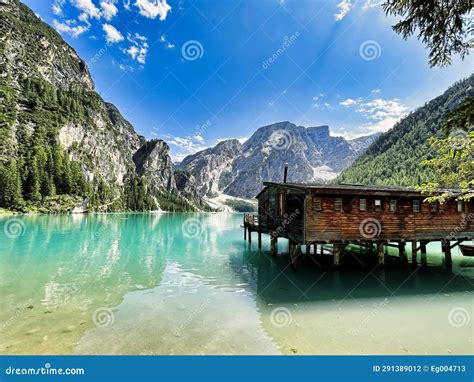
[356,98,409,132]
[102,23,123,43]
[371,88,381,94]
[100,1,118,20]
[362,0,383,10]
[340,98,358,107]
[124,33,148,64]
[52,1,64,16]
[123,0,131,10]
[335,0,352,21]
[159,34,175,49]
[135,0,171,20]
[167,134,207,161]
[72,0,101,20]
[53,19,89,38]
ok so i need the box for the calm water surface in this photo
[0,213,473,355]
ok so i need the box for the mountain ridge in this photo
[179,122,381,199]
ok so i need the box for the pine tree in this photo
[0,160,22,208]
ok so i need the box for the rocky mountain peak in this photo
[1,0,94,92]
[180,121,380,199]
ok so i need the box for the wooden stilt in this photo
[442,241,452,269]
[289,242,298,270]
[258,231,262,249]
[270,236,277,257]
[420,241,427,267]
[411,241,417,267]
[333,244,341,267]
[244,225,247,240]
[399,242,408,263]
[306,244,310,256]
[248,229,252,243]
[377,242,385,266]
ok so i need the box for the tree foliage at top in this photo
[382,0,473,67]
[417,96,473,202]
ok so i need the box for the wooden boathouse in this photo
[243,178,474,269]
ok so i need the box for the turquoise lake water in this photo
[0,213,473,355]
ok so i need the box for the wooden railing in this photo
[244,213,259,226]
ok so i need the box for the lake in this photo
[0,213,472,355]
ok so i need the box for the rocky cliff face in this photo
[180,122,380,199]
[0,0,202,211]
[178,139,242,196]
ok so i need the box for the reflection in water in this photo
[0,213,472,355]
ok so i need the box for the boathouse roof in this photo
[257,182,461,198]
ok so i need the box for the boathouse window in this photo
[413,200,420,213]
[359,198,367,211]
[389,199,397,212]
[374,199,382,212]
[457,201,464,212]
[334,198,342,211]
[431,202,438,212]
[312,197,322,212]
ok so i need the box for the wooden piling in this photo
[411,241,417,267]
[442,241,452,269]
[420,241,427,267]
[244,225,247,240]
[258,231,262,249]
[377,242,385,266]
[248,229,251,244]
[270,236,277,257]
[333,244,341,266]
[289,241,299,270]
[399,242,408,263]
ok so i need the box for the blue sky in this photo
[24,0,473,161]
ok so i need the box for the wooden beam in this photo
[449,240,463,250]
